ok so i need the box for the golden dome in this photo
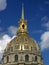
[5,34,39,53]
[4,5,40,54]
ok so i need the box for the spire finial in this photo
[22,4,24,19]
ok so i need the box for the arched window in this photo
[35,56,37,61]
[25,55,29,62]
[15,55,18,62]
[7,56,9,63]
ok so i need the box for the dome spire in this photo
[21,4,24,20]
[17,4,28,36]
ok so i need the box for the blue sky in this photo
[0,0,49,65]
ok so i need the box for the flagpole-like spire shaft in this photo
[22,4,24,19]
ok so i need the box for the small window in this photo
[22,24,25,29]
[7,56,9,63]
[15,55,18,62]
[35,56,37,61]
[25,55,29,62]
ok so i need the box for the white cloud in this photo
[8,26,18,35]
[41,16,49,30]
[40,16,49,51]
[0,34,11,53]
[40,31,49,51]
[0,0,7,11]
[0,34,16,61]
[42,22,49,30]
[41,16,48,22]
